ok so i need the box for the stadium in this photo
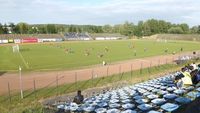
[1,0,200,113]
[0,33,200,113]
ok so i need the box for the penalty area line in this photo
[18,52,30,69]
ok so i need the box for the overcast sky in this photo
[0,0,199,26]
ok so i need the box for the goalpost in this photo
[12,44,20,53]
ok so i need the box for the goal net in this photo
[12,44,19,53]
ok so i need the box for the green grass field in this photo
[0,39,200,71]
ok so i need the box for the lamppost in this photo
[19,66,23,99]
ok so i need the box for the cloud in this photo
[0,0,199,26]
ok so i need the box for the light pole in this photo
[19,66,23,99]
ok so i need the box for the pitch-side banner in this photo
[2,39,8,44]
[8,39,14,43]
[14,39,21,44]
[22,38,38,43]
[42,38,56,42]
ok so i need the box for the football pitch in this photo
[0,39,200,71]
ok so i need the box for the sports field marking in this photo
[135,59,150,63]
[18,52,30,69]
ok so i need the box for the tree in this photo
[120,21,135,36]
[158,20,171,33]
[191,25,200,34]
[93,26,103,33]
[102,24,113,33]
[8,22,15,33]
[36,25,47,34]
[179,23,189,33]
[77,27,82,33]
[46,24,57,34]
[134,21,143,37]
[0,23,3,34]
[146,19,160,34]
[142,22,151,36]
[3,24,8,34]
[57,26,65,33]
[68,25,78,32]
[15,22,29,34]
[113,24,122,33]
[28,26,39,34]
[198,25,200,34]
[190,26,198,34]
[168,27,184,34]
[0,20,194,35]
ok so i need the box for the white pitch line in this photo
[18,52,29,69]
[135,59,150,62]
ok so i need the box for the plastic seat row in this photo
[56,72,200,113]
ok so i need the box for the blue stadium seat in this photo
[109,103,121,108]
[107,108,120,113]
[121,99,132,103]
[83,106,95,112]
[95,108,107,113]
[143,92,151,96]
[135,99,149,104]
[163,93,178,100]
[184,86,195,91]
[122,103,135,109]
[160,86,167,90]
[173,89,186,95]
[110,99,119,103]
[121,109,137,113]
[175,97,192,104]
[137,104,153,111]
[161,103,179,112]
[157,90,168,96]
[97,102,108,108]
[133,95,143,100]
[147,94,159,100]
[196,87,200,92]
[166,87,175,92]
[151,98,166,105]
[148,110,162,113]
[187,91,200,99]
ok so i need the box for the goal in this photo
[12,44,19,53]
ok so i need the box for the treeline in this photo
[1,19,200,37]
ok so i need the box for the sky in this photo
[0,0,199,26]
